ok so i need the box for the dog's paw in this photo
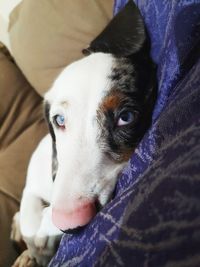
[34,234,60,266]
[24,233,60,266]
[11,250,36,267]
[11,212,22,243]
[34,234,59,254]
[16,207,61,266]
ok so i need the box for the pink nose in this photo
[52,199,96,230]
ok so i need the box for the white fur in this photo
[15,53,128,265]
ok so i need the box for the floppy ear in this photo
[83,1,146,57]
[44,101,58,181]
[44,101,56,142]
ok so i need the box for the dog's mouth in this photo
[62,226,84,234]
[59,199,102,234]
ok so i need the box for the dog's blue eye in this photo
[117,111,134,126]
[54,115,65,128]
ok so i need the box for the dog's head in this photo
[44,1,156,231]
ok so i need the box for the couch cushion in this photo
[0,50,45,150]
[9,0,113,96]
[0,0,22,50]
[0,48,47,267]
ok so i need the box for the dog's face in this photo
[44,1,156,231]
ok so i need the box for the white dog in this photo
[11,2,156,266]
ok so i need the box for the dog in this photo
[11,1,157,266]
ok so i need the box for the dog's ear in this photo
[44,101,58,181]
[83,1,146,57]
[44,101,56,142]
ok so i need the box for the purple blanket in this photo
[50,1,200,266]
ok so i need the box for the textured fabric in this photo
[50,1,200,266]
[116,0,200,120]
[9,0,113,96]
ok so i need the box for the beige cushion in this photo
[9,0,113,96]
[0,0,22,50]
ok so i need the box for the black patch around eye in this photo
[99,107,135,154]
[97,56,157,163]
[109,108,140,142]
[44,101,58,181]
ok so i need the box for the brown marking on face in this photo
[100,90,124,112]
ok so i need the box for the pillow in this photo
[0,0,22,50]
[9,0,113,96]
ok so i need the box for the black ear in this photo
[83,1,146,57]
[44,101,58,181]
[44,101,56,142]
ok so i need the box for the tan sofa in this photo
[0,1,112,266]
